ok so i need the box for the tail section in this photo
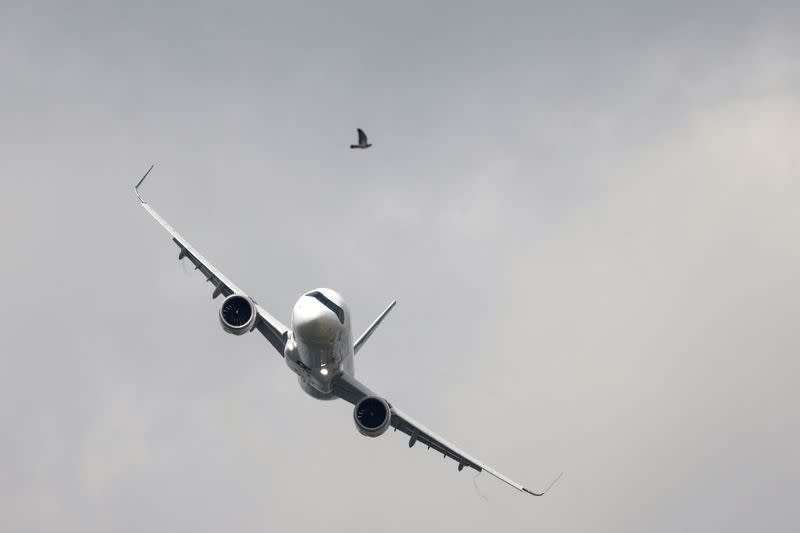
[353,300,396,355]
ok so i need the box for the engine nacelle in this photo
[219,294,257,335]
[353,396,392,438]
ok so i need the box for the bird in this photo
[350,128,372,149]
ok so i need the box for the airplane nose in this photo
[292,300,342,345]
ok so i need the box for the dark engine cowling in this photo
[219,294,257,335]
[353,396,392,437]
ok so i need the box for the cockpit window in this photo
[306,291,345,324]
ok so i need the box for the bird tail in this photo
[350,145,360,149]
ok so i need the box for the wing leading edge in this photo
[332,372,561,496]
[134,165,289,355]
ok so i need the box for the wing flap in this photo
[135,168,289,356]
[171,237,233,299]
[390,409,483,473]
[331,373,558,496]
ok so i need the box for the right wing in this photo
[332,372,561,496]
[134,166,289,355]
[357,128,367,144]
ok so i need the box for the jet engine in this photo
[219,294,257,335]
[353,396,392,437]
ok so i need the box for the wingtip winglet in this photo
[523,472,563,497]
[134,164,155,202]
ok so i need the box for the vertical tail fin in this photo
[353,300,396,355]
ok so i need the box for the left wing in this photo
[332,372,561,496]
[134,165,289,355]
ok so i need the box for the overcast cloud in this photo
[2,2,799,532]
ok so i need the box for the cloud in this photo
[1,3,798,532]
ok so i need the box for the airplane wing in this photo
[332,372,560,496]
[134,166,289,355]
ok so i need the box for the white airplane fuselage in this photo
[283,288,354,399]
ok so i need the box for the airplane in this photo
[134,165,560,497]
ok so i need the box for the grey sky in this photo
[2,2,799,532]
